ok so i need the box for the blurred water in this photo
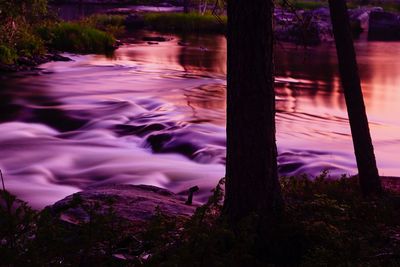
[1,32,399,207]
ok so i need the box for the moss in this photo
[38,22,116,54]
[143,13,227,33]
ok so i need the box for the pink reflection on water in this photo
[1,33,400,208]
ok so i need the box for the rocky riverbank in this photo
[0,53,71,72]
[1,176,400,265]
[121,6,399,45]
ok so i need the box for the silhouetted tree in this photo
[328,0,382,196]
[224,0,283,223]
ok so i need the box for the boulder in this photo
[275,7,333,45]
[0,53,72,73]
[368,10,400,40]
[48,184,196,228]
[275,7,383,45]
[142,36,172,42]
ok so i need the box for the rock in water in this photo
[369,11,400,41]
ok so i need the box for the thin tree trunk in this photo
[328,0,382,196]
[224,0,283,223]
[202,1,207,14]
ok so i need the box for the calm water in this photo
[1,32,400,208]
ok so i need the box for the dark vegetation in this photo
[2,0,400,266]
[278,0,400,11]
[1,174,400,266]
[143,13,226,33]
[38,22,116,54]
[1,0,399,66]
[0,0,120,66]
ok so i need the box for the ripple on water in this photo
[2,36,400,207]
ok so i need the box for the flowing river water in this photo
[1,31,400,208]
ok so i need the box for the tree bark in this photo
[328,0,382,196]
[224,0,283,223]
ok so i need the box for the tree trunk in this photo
[328,0,382,196]
[224,0,283,223]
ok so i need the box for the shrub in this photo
[38,22,116,54]
[1,174,400,266]
[145,174,400,266]
[83,14,126,37]
[15,29,46,57]
[278,0,327,10]
[143,12,227,33]
[0,45,17,64]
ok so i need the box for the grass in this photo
[38,22,116,54]
[82,14,127,38]
[279,0,328,10]
[1,172,400,266]
[0,1,121,66]
[143,12,227,33]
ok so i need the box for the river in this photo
[1,31,400,208]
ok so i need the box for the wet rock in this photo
[142,36,172,42]
[350,7,382,32]
[49,184,196,228]
[115,123,167,137]
[369,10,400,40]
[147,133,173,152]
[0,53,72,73]
[178,41,190,46]
[275,7,333,45]
[275,7,381,45]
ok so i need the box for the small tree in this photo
[328,0,382,196]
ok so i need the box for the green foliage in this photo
[279,0,328,10]
[38,22,116,54]
[33,198,133,266]
[83,14,127,38]
[0,190,38,265]
[0,0,48,23]
[0,0,118,66]
[143,13,227,33]
[281,173,400,266]
[15,28,46,57]
[1,174,400,266]
[0,0,48,63]
[0,45,17,64]
[145,173,400,266]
